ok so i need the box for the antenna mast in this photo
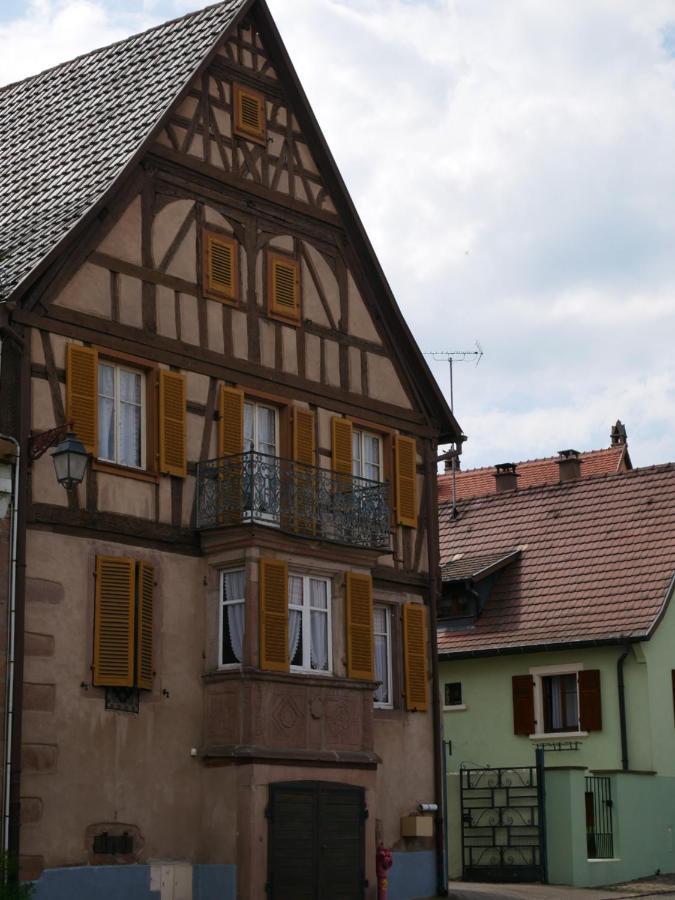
[424,342,483,518]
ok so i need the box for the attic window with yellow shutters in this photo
[267,251,301,323]
[203,231,239,304]
[233,82,266,144]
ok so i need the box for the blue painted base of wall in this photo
[387,850,436,900]
[31,863,236,900]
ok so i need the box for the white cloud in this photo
[2,0,675,468]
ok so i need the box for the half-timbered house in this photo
[0,2,462,898]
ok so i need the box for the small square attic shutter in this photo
[403,603,428,711]
[259,558,289,672]
[136,562,154,691]
[293,409,315,466]
[268,253,300,322]
[218,386,244,457]
[395,435,417,527]
[93,556,135,688]
[579,670,602,731]
[158,370,186,476]
[512,675,535,735]
[204,232,238,303]
[331,417,353,476]
[346,573,373,680]
[66,344,98,453]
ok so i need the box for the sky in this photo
[2,0,675,470]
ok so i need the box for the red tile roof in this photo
[438,445,630,503]
[437,464,675,656]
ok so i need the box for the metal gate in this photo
[460,763,547,882]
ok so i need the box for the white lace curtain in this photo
[373,606,389,703]
[309,579,328,671]
[288,576,303,663]
[224,570,246,663]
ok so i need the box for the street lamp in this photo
[50,432,89,491]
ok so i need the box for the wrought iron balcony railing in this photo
[196,451,391,550]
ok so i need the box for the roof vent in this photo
[558,449,581,482]
[494,463,518,493]
[611,420,627,446]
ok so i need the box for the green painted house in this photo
[437,453,675,887]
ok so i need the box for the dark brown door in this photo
[268,781,365,900]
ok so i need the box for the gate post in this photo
[535,748,549,884]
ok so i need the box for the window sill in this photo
[529,731,588,740]
[290,667,333,678]
[588,858,620,864]
[443,704,467,712]
[374,703,394,711]
[93,460,160,484]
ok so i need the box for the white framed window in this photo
[219,569,246,667]
[98,362,145,469]
[288,574,331,673]
[244,401,278,456]
[530,663,585,736]
[373,604,392,708]
[352,429,382,482]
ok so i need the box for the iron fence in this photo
[196,450,391,550]
[585,776,614,859]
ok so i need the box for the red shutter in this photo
[579,670,602,731]
[512,675,535,735]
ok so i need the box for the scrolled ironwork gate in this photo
[460,763,546,882]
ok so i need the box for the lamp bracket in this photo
[29,422,73,461]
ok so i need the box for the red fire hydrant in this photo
[376,844,393,900]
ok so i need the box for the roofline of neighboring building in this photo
[439,444,628,481]
[438,634,645,661]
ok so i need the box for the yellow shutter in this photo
[66,344,98,454]
[403,603,428,711]
[346,573,374,680]
[331,417,353,476]
[218,386,244,457]
[93,556,135,688]
[395,435,417,527]
[259,558,289,672]
[268,253,300,321]
[158,370,186,476]
[293,409,315,466]
[136,562,154,691]
[204,232,238,303]
[234,83,266,143]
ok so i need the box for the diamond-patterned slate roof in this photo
[438,445,629,504]
[0,0,247,302]
[437,464,675,656]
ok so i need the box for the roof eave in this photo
[438,634,646,661]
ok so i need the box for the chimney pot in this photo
[494,462,518,493]
[558,449,581,482]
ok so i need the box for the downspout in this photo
[7,338,29,872]
[0,432,19,857]
[617,645,630,771]
[424,440,447,896]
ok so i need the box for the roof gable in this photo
[438,465,675,656]
[0,0,459,441]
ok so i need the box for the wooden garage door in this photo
[268,781,366,900]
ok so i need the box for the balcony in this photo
[196,451,391,550]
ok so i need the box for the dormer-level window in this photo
[267,251,301,323]
[98,362,145,469]
[233,82,266,144]
[203,231,239,304]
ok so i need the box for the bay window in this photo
[288,574,331,673]
[220,569,246,666]
[373,604,392,708]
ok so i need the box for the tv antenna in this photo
[424,342,483,412]
[424,342,483,519]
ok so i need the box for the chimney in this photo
[494,463,518,493]
[558,449,581,482]
[611,420,627,447]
